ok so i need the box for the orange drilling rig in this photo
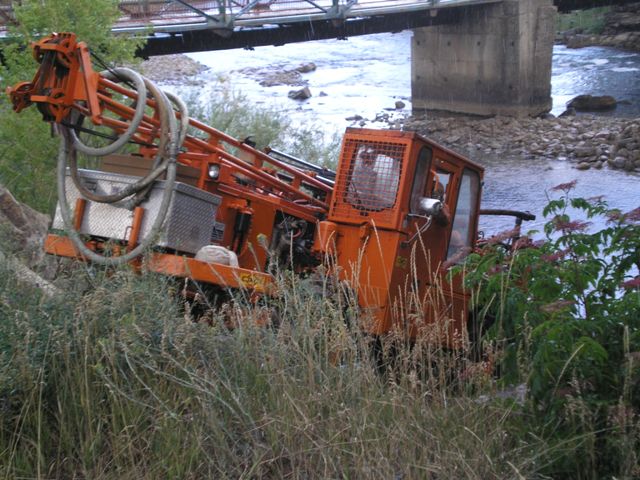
[7,32,533,345]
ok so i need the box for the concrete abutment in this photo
[411,0,557,116]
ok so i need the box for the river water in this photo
[183,31,639,235]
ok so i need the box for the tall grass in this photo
[3,199,638,477]
[0,257,552,479]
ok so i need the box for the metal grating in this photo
[331,139,405,224]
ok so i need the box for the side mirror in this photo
[418,197,443,216]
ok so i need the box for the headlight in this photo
[208,164,220,180]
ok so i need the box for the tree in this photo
[0,0,143,212]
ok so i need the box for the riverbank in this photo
[141,51,640,172]
[558,2,640,51]
[401,114,640,172]
[140,32,640,174]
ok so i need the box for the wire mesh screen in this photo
[331,139,405,224]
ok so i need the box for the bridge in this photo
[2,0,630,115]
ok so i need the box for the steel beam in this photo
[137,4,468,56]
[554,0,638,12]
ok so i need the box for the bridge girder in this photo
[554,0,638,12]
[138,4,479,57]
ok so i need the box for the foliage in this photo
[461,182,640,478]
[557,6,611,35]
[0,0,143,212]
[181,87,341,170]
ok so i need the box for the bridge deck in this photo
[1,0,635,39]
[121,0,496,31]
[0,0,498,35]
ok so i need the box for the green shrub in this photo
[0,0,143,213]
[181,87,341,171]
[462,181,640,478]
[557,6,611,35]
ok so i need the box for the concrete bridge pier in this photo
[411,0,557,117]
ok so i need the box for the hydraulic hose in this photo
[68,72,171,205]
[70,68,147,157]
[128,88,189,207]
[165,90,189,148]
[56,73,185,266]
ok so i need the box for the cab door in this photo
[435,165,482,345]
[394,148,480,344]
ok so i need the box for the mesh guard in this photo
[331,139,406,225]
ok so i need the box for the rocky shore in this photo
[400,114,640,172]
[138,18,639,175]
[140,54,208,85]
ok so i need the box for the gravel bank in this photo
[140,54,209,85]
[400,114,640,172]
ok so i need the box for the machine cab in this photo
[320,128,483,342]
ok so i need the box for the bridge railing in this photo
[0,0,444,32]
[0,0,15,28]
[116,0,350,25]
[116,0,445,30]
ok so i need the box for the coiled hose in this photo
[56,68,188,265]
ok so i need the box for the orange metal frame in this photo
[44,234,274,294]
[322,129,484,343]
[9,32,488,343]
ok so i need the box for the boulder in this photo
[567,95,617,111]
[295,62,317,73]
[395,100,406,110]
[559,107,576,117]
[574,145,597,158]
[566,34,598,48]
[612,156,628,169]
[288,86,312,100]
[576,162,591,170]
[260,70,304,87]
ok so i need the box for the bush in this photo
[557,6,611,35]
[181,87,341,171]
[462,181,640,478]
[0,0,143,213]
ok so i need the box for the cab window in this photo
[447,168,480,261]
[433,169,451,202]
[410,147,432,213]
[347,143,401,211]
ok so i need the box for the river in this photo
[181,31,639,235]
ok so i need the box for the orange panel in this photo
[44,234,274,294]
[146,253,274,294]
